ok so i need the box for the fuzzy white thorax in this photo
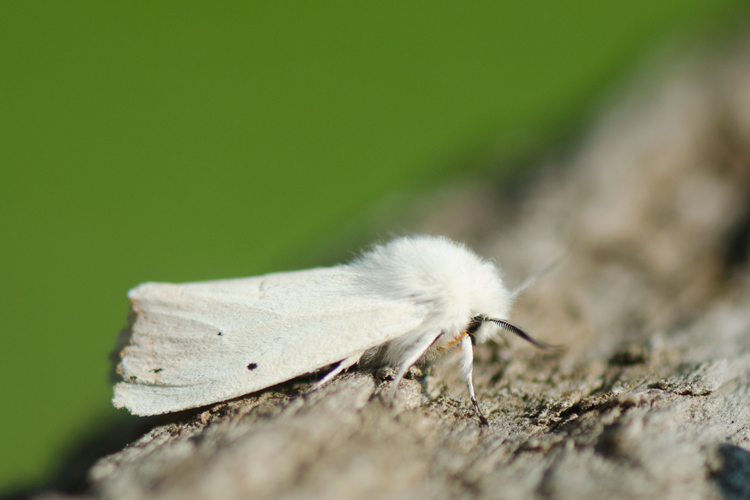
[350,236,512,369]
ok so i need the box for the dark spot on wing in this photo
[129,375,137,381]
[217,331,223,336]
[247,363,258,370]
[150,368,163,373]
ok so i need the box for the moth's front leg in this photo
[460,335,488,426]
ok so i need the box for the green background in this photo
[1,1,747,490]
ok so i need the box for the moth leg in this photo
[307,353,362,393]
[460,335,489,426]
[387,331,443,400]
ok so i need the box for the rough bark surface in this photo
[27,38,750,500]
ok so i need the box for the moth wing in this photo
[112,266,427,415]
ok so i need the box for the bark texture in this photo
[30,38,750,500]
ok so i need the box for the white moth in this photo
[112,235,549,424]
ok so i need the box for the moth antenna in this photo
[509,245,573,298]
[486,318,562,350]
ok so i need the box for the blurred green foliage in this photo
[1,0,747,490]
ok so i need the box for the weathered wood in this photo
[31,38,750,500]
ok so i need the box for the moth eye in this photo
[466,315,484,335]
